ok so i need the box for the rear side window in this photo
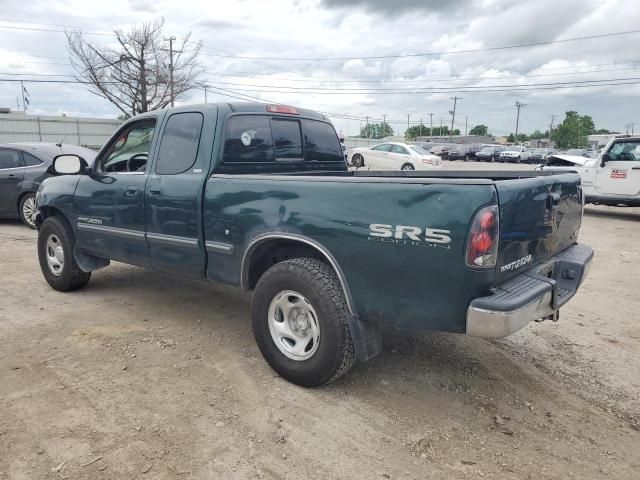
[223,115,273,163]
[156,113,204,175]
[302,120,343,162]
[0,150,22,169]
[272,119,303,160]
[23,152,43,166]
[390,145,409,155]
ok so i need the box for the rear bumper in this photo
[466,244,593,338]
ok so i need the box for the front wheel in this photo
[19,193,37,229]
[351,153,364,168]
[401,163,415,171]
[38,216,91,291]
[252,258,355,387]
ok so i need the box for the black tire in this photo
[38,216,91,292]
[401,163,415,171]
[252,258,355,387]
[352,153,364,168]
[18,193,37,229]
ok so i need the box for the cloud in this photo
[320,0,469,14]
[128,0,157,13]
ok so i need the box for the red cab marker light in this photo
[266,104,299,115]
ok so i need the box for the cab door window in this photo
[608,141,640,161]
[156,113,204,175]
[99,120,156,173]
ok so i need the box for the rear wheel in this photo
[351,153,364,167]
[19,193,37,229]
[252,258,355,387]
[401,163,415,171]
[38,216,91,291]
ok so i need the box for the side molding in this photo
[241,233,357,316]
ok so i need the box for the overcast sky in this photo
[0,0,639,137]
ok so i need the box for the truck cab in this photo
[539,136,640,206]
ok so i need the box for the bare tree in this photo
[66,18,202,117]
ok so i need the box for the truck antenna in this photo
[55,136,65,148]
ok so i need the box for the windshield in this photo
[410,145,429,155]
[479,147,494,153]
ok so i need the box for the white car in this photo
[537,136,640,206]
[498,145,529,163]
[348,142,442,171]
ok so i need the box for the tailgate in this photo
[494,173,583,283]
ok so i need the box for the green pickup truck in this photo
[35,102,593,386]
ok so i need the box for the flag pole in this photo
[21,80,26,112]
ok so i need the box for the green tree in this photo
[507,133,515,143]
[553,111,596,149]
[529,129,546,140]
[360,122,394,139]
[469,124,489,136]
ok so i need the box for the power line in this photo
[193,30,640,61]
[203,75,640,92]
[0,24,112,36]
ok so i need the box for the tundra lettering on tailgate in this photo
[369,224,452,249]
[500,254,533,273]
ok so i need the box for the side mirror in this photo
[600,153,609,168]
[52,154,88,175]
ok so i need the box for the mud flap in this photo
[74,246,110,273]
[346,313,383,362]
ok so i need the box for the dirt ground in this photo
[1,162,639,479]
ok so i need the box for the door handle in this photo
[632,166,640,170]
[125,185,139,196]
[149,186,162,195]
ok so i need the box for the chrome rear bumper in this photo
[466,244,593,338]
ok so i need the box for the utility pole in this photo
[449,96,461,142]
[465,115,468,136]
[167,36,176,107]
[420,118,424,137]
[365,116,369,138]
[439,117,443,138]
[204,85,208,103]
[628,123,636,135]
[20,80,28,113]
[428,112,434,141]
[548,114,556,145]
[514,101,526,143]
[407,114,411,136]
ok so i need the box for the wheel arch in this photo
[16,190,37,209]
[241,233,357,316]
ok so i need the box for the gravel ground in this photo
[1,162,639,479]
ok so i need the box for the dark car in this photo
[528,148,555,164]
[447,145,471,161]
[430,144,452,159]
[447,144,483,161]
[0,143,96,228]
[475,145,506,162]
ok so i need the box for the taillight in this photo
[266,104,299,115]
[466,205,499,268]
